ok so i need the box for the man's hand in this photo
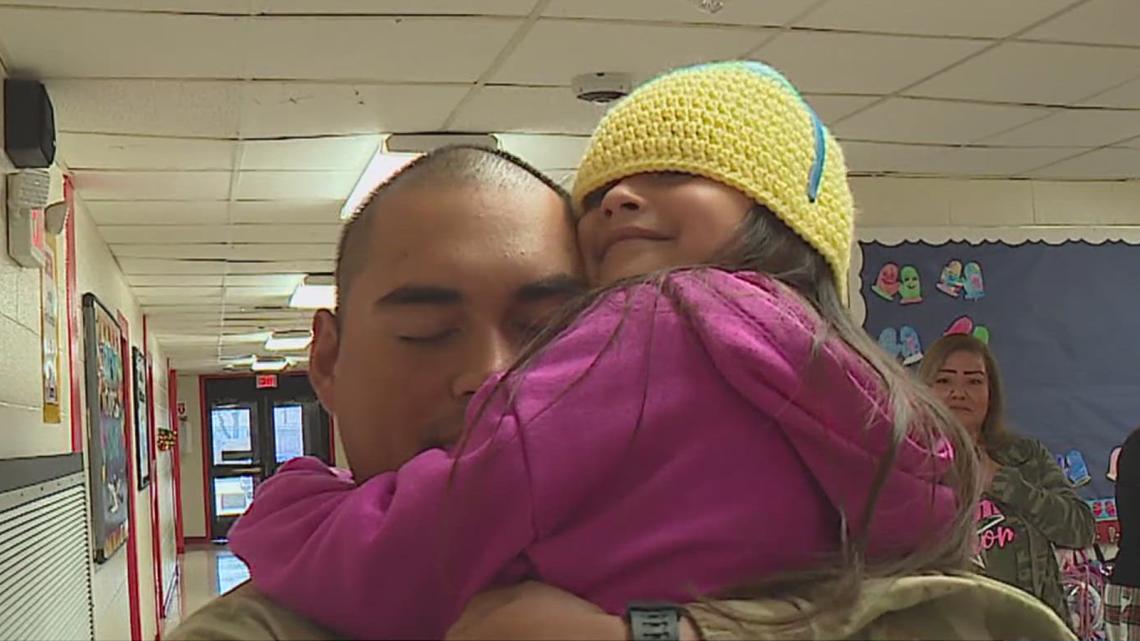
[446,582,700,640]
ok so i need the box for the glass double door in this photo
[204,373,331,539]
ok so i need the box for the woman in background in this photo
[919,334,1095,625]
[1107,426,1140,640]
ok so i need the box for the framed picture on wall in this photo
[82,293,130,564]
[133,347,151,490]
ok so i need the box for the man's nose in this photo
[451,332,515,400]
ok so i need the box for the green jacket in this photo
[979,436,1096,623]
[169,575,1075,641]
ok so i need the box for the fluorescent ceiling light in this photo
[289,274,335,310]
[223,354,257,367]
[251,357,289,372]
[265,330,313,352]
[340,148,418,220]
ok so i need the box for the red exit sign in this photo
[255,374,278,389]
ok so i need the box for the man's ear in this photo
[308,309,340,415]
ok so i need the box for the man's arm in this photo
[165,583,343,641]
[988,440,1095,549]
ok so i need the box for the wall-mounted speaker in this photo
[4,79,56,169]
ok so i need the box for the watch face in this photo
[627,604,682,641]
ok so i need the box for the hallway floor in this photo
[162,544,250,636]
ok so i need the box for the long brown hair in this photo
[919,334,1018,454]
[457,205,980,626]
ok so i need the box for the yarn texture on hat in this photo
[572,60,855,300]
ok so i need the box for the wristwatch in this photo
[624,602,685,640]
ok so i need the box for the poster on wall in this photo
[133,347,151,490]
[40,234,62,423]
[860,240,1140,499]
[83,293,129,564]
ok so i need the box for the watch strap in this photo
[625,602,683,640]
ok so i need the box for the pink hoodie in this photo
[229,269,958,639]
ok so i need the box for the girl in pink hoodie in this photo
[229,61,979,639]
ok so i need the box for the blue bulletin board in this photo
[859,240,1140,499]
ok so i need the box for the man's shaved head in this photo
[335,145,573,309]
[310,144,582,480]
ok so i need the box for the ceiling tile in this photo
[128,274,225,287]
[804,95,881,126]
[229,200,341,223]
[0,1,248,11]
[834,98,1051,145]
[496,134,589,171]
[240,136,379,171]
[909,42,1140,105]
[222,259,334,274]
[233,171,358,200]
[799,0,1079,37]
[450,86,608,135]
[0,8,247,78]
[117,257,333,275]
[257,0,536,15]
[1024,0,1140,46]
[1081,78,1140,109]
[543,0,810,25]
[1028,148,1140,179]
[842,142,1079,176]
[245,16,519,82]
[755,32,985,94]
[103,225,235,244]
[230,224,341,243]
[240,82,467,137]
[73,170,232,201]
[982,109,1140,147]
[228,243,335,260]
[108,225,338,247]
[135,287,223,300]
[223,274,308,288]
[492,21,768,85]
[48,80,242,137]
[223,287,296,303]
[113,244,232,259]
[59,133,236,170]
[86,201,231,225]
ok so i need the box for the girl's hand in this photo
[446,582,700,640]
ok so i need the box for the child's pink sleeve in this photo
[227,442,535,639]
[225,278,689,638]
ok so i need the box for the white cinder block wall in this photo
[0,63,178,639]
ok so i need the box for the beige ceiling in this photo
[0,0,1138,371]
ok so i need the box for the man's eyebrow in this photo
[515,274,586,303]
[375,285,463,306]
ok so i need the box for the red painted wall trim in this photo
[143,317,163,636]
[169,366,184,554]
[198,375,212,541]
[64,177,82,453]
[118,311,143,641]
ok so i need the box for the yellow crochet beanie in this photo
[572,61,855,300]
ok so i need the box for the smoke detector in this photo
[572,72,633,104]
[691,0,726,14]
